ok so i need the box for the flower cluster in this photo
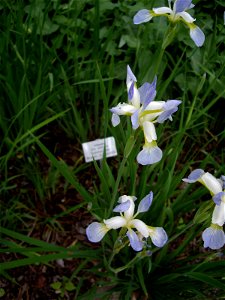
[86,192,168,251]
[183,169,225,249]
[133,0,205,47]
[110,65,181,165]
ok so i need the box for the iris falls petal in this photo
[137,144,162,165]
[86,222,109,243]
[202,226,225,250]
[149,227,168,247]
[201,172,223,195]
[127,229,143,251]
[189,26,205,47]
[104,216,127,229]
[212,202,225,227]
[182,169,205,183]
[133,9,153,24]
[111,113,120,127]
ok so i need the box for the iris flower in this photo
[183,169,225,249]
[133,0,205,47]
[86,192,168,251]
[110,65,181,165]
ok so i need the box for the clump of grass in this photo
[0,1,225,299]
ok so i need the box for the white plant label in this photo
[82,137,117,163]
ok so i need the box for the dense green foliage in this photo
[0,0,225,299]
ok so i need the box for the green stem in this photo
[107,132,139,217]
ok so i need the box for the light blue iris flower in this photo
[110,65,181,165]
[133,0,205,47]
[86,192,168,251]
[183,169,225,249]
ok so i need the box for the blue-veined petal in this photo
[202,225,225,250]
[201,172,222,195]
[153,7,173,15]
[157,100,181,123]
[111,113,120,127]
[86,222,109,242]
[212,202,225,227]
[182,169,205,183]
[131,109,140,130]
[139,77,157,109]
[137,191,153,214]
[174,0,193,13]
[189,26,205,47]
[133,9,153,24]
[137,144,162,165]
[143,121,157,143]
[213,192,225,206]
[148,227,168,247]
[113,200,131,213]
[127,229,143,251]
[104,216,127,229]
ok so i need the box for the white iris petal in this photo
[104,216,127,229]
[200,172,222,195]
[212,202,225,226]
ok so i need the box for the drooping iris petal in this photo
[133,9,153,24]
[202,226,225,250]
[143,121,157,143]
[153,7,173,15]
[86,222,109,242]
[113,200,131,213]
[104,216,127,229]
[110,103,137,115]
[178,11,195,23]
[127,229,143,251]
[189,26,205,47]
[111,113,120,127]
[157,100,181,123]
[137,191,153,214]
[145,100,165,111]
[139,77,157,109]
[213,192,225,206]
[130,219,149,238]
[137,144,162,165]
[212,202,225,227]
[174,0,193,13]
[200,172,222,195]
[182,169,205,183]
[149,227,168,247]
